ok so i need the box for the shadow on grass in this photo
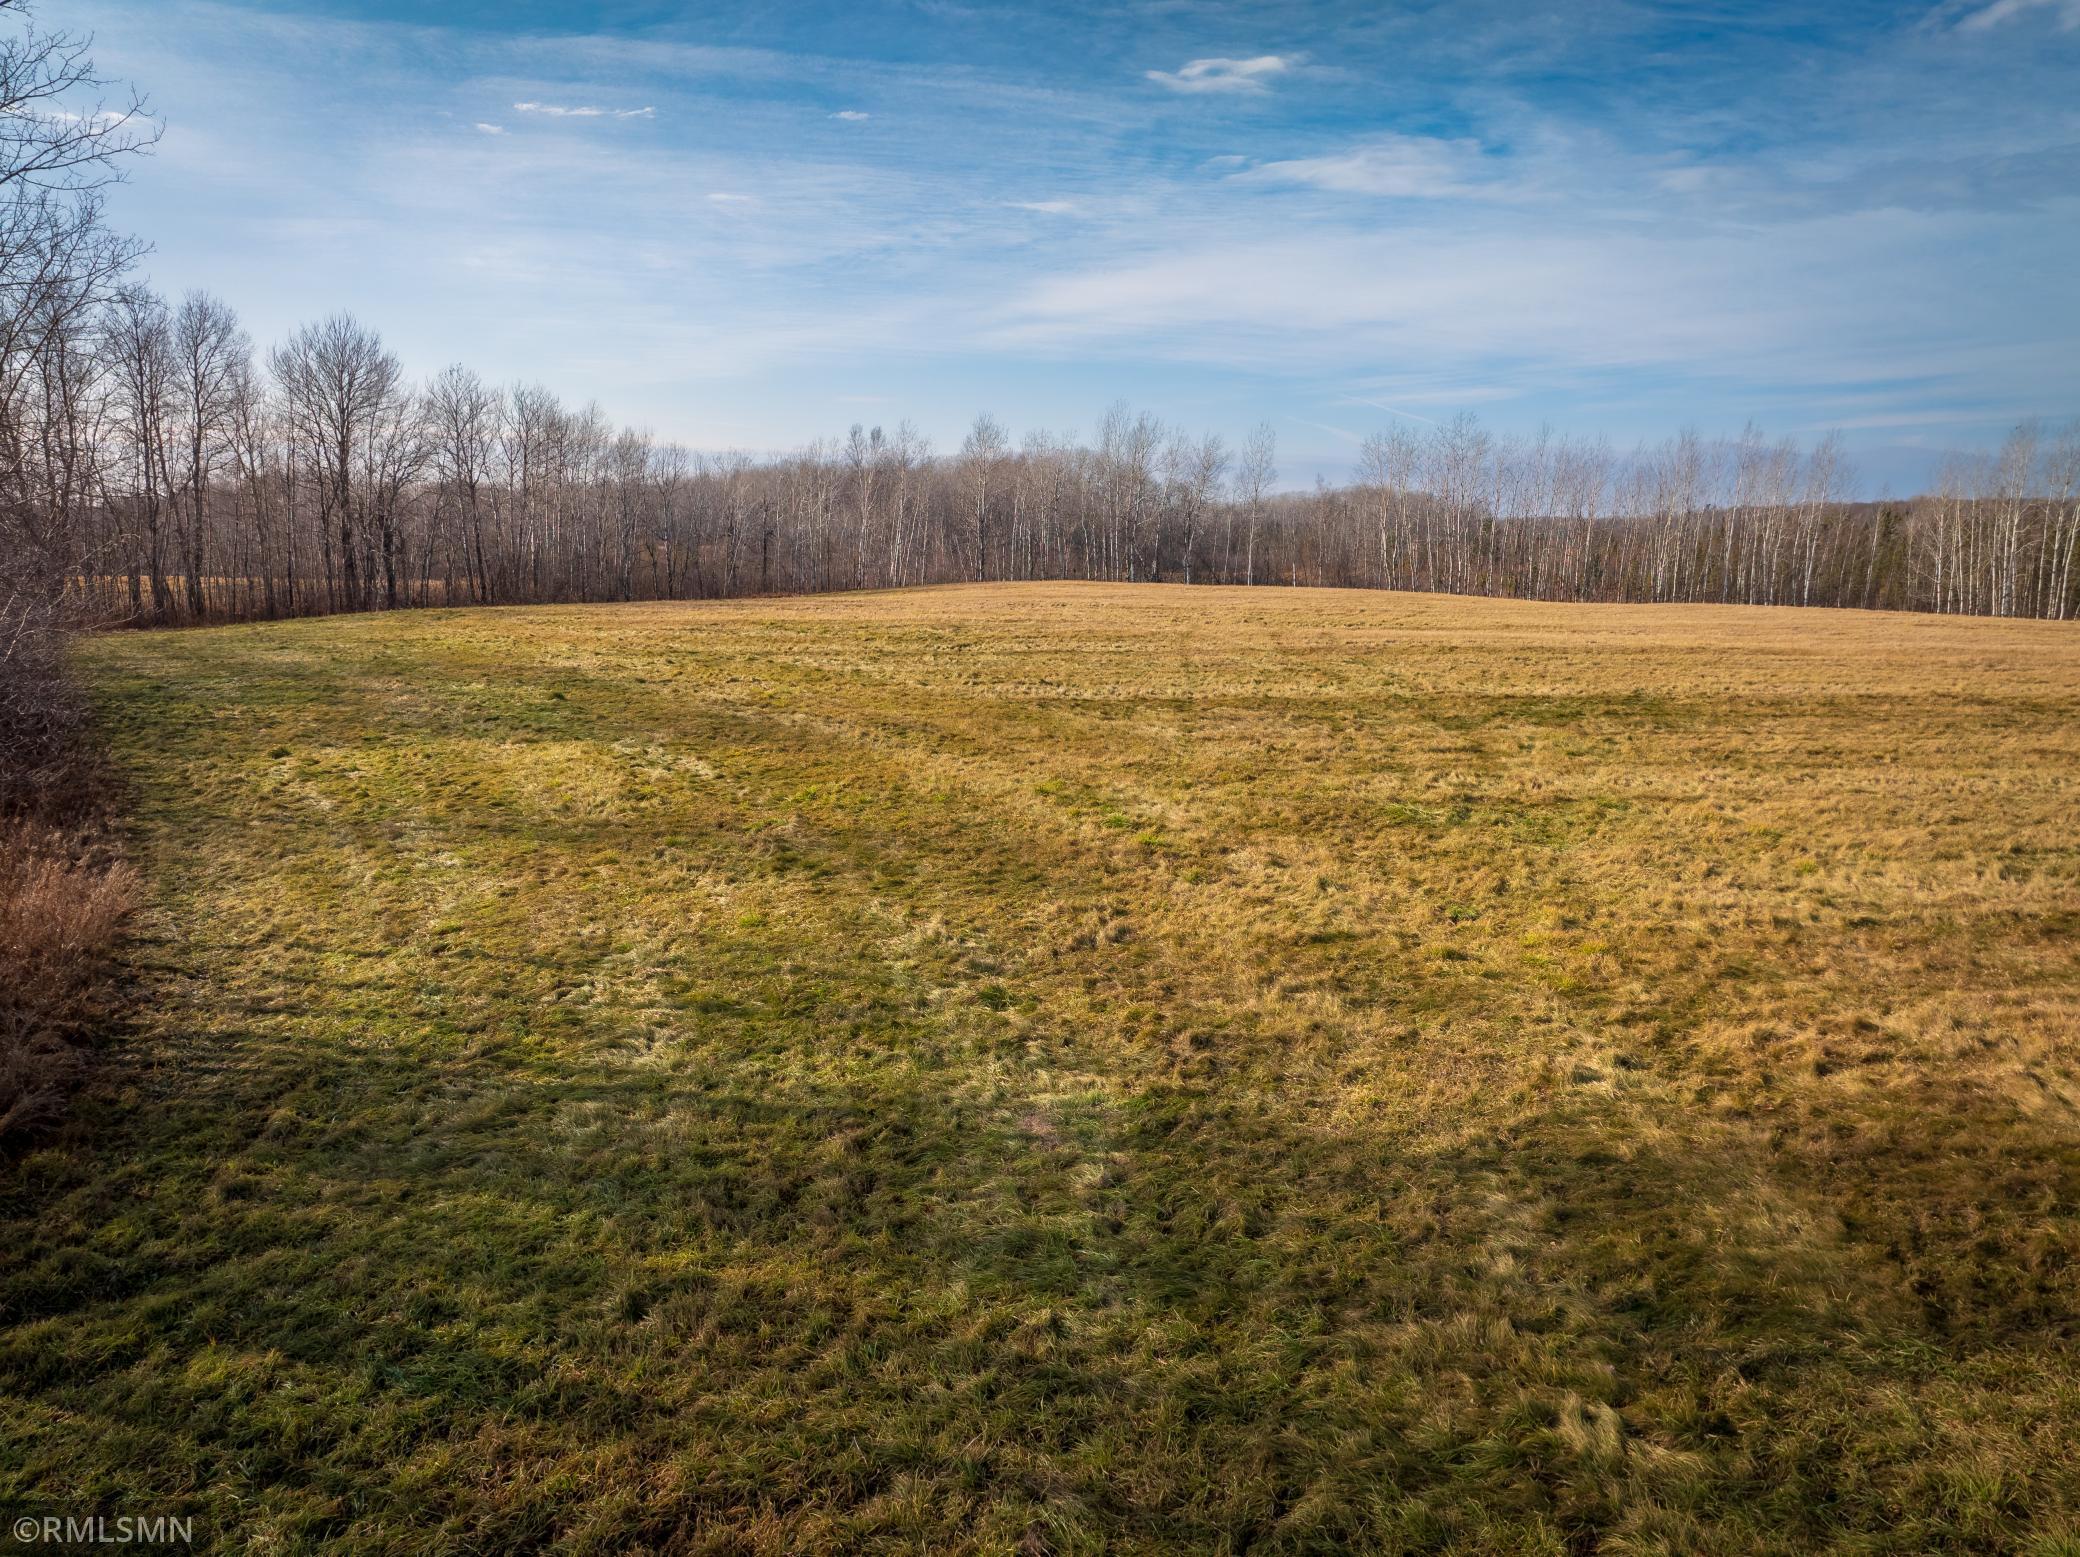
[7,993,2074,1551]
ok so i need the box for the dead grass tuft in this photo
[0,828,137,1141]
[0,599,138,1144]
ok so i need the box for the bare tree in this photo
[363,379,427,609]
[1234,423,1276,587]
[426,364,501,604]
[0,0,152,626]
[167,290,245,619]
[1164,430,1227,585]
[268,315,401,613]
[960,412,1008,582]
[98,286,172,619]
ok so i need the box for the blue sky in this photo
[77,0,2080,493]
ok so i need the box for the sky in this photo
[69,0,2080,494]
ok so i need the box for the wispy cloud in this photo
[1788,410,2023,432]
[831,109,870,121]
[1145,56,1293,94]
[1955,0,2080,29]
[1006,199,1077,214]
[1234,135,1493,198]
[1654,164,1723,194]
[44,108,137,128]
[473,121,506,135]
[512,101,656,119]
[988,211,2062,393]
[707,192,755,204]
[1345,382,1523,410]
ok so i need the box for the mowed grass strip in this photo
[4,583,2079,1554]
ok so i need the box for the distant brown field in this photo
[68,574,470,620]
[7,583,2079,1553]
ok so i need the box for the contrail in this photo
[1349,397,1441,427]
[1285,414,1364,445]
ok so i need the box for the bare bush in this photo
[0,570,135,1146]
[0,585,88,814]
[0,817,135,1139]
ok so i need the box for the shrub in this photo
[0,587,136,1144]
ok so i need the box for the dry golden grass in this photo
[0,592,139,1150]
[4,583,2078,1552]
[0,822,137,1138]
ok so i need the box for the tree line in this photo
[35,312,2080,623]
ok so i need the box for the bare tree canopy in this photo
[0,0,154,745]
[45,330,2080,624]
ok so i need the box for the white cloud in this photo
[707,192,755,204]
[1145,56,1294,94]
[831,109,870,121]
[1956,0,2080,28]
[1234,135,1491,198]
[512,101,656,119]
[1654,164,1720,194]
[1007,199,1077,214]
[45,108,135,128]
[474,121,506,135]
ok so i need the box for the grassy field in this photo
[5,583,2079,1553]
